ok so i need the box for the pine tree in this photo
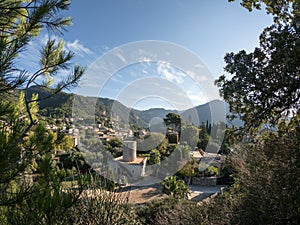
[0,1,86,223]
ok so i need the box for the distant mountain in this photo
[132,108,177,124]
[181,100,228,126]
[133,100,243,127]
[25,86,72,109]
[23,86,243,127]
[24,86,144,126]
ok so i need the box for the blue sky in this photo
[21,0,273,110]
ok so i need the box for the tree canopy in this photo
[164,113,182,131]
[0,1,87,223]
[216,0,300,130]
[209,1,300,224]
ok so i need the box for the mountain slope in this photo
[22,86,243,127]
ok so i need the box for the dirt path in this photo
[127,186,167,204]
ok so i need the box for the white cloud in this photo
[113,50,127,64]
[139,56,152,65]
[19,34,95,71]
[194,64,205,69]
[157,61,185,84]
[40,34,52,45]
[186,90,208,106]
[66,39,94,58]
[17,34,98,92]
[188,94,207,105]
[186,70,208,82]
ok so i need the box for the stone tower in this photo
[122,140,137,162]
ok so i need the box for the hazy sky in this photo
[22,0,273,110]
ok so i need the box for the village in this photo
[44,113,229,204]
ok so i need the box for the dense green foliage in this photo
[164,113,182,136]
[161,176,190,199]
[0,93,88,224]
[209,1,300,224]
[216,0,300,130]
[105,138,123,157]
[136,198,206,225]
[0,1,134,224]
[149,149,161,165]
[228,115,300,224]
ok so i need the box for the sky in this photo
[21,0,273,110]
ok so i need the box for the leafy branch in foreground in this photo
[0,0,74,92]
[0,1,87,223]
[1,0,85,143]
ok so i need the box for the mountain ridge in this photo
[23,86,243,127]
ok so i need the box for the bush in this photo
[136,197,206,225]
[161,176,189,199]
